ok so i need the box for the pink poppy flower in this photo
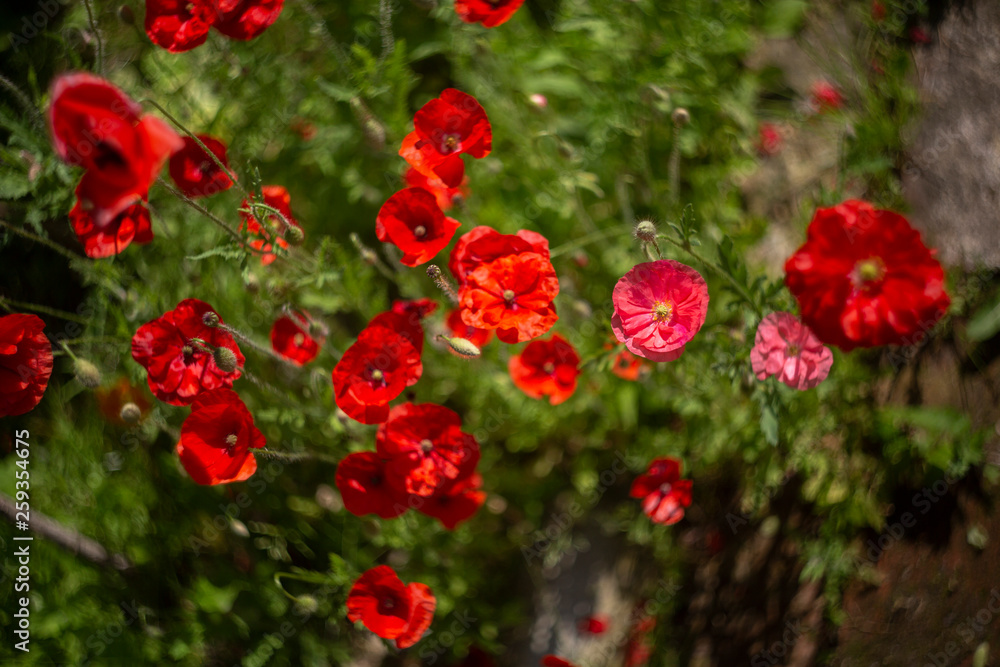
[611,260,709,362]
[750,312,833,390]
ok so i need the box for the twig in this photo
[0,493,130,571]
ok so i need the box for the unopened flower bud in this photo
[427,265,442,279]
[634,219,658,243]
[294,595,320,615]
[119,402,142,424]
[74,359,101,388]
[285,225,304,245]
[202,311,220,327]
[672,108,690,126]
[214,347,239,373]
[118,4,135,24]
[439,335,481,359]
[350,97,386,151]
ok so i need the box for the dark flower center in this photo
[542,361,555,374]
[440,134,460,154]
[853,257,886,288]
[420,438,434,454]
[502,289,516,305]
[225,433,238,455]
[413,225,427,238]
[377,594,402,614]
[92,141,127,171]
[293,332,305,346]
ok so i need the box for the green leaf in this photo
[761,0,809,38]
[966,293,1000,342]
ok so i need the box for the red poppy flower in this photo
[417,473,485,530]
[508,334,580,405]
[810,80,844,112]
[446,308,493,348]
[48,72,182,227]
[607,345,646,381]
[459,250,559,344]
[404,167,468,212]
[240,185,301,265]
[541,657,578,667]
[630,457,692,526]
[757,123,783,157]
[131,298,244,406]
[367,310,427,355]
[332,325,422,424]
[0,314,53,417]
[376,188,461,267]
[783,200,950,350]
[872,0,886,21]
[144,0,215,52]
[400,89,491,187]
[376,403,480,497]
[176,388,265,485]
[69,196,152,258]
[454,0,526,28]
[168,134,233,198]
[448,226,550,287]
[346,566,436,649]
[270,311,323,366]
[213,0,284,41]
[335,451,408,519]
[578,614,610,635]
[392,298,438,320]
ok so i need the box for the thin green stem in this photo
[0,296,90,324]
[659,235,762,317]
[141,99,247,198]
[0,74,43,129]
[549,226,632,259]
[81,0,105,75]
[378,0,395,66]
[256,449,339,465]
[0,219,79,263]
[220,324,300,368]
[156,179,262,254]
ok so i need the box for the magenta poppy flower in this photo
[611,260,709,362]
[750,312,833,390]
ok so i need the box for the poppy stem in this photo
[659,235,763,317]
[140,99,248,199]
[81,0,105,75]
[218,324,300,368]
[0,296,90,325]
[349,233,397,282]
[549,226,632,259]
[378,0,395,65]
[157,179,270,258]
[0,219,79,263]
[256,449,339,465]
[0,75,43,130]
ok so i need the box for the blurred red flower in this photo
[392,298,439,320]
[168,134,233,198]
[131,298,244,405]
[270,311,323,366]
[346,565,436,649]
[332,325,422,424]
[611,259,709,362]
[336,451,408,519]
[608,345,647,381]
[578,614,610,635]
[508,334,580,405]
[541,657,577,667]
[376,188,462,267]
[176,388,264,485]
[376,402,480,497]
[756,123,783,157]
[240,185,301,265]
[144,0,284,52]
[69,197,152,258]
[872,0,886,21]
[446,308,493,348]
[810,80,844,112]
[0,314,53,417]
[405,167,468,212]
[49,72,182,228]
[630,457,692,525]
[96,377,152,425]
[454,0,526,27]
[419,473,485,530]
[784,200,950,350]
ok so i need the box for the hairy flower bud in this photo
[634,219,658,243]
[119,402,142,424]
[214,346,239,373]
[74,358,101,388]
[438,335,481,359]
[672,108,690,126]
[285,224,305,245]
[202,311,220,328]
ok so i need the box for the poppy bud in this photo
[202,312,220,328]
[438,335,481,359]
[634,219,658,243]
[119,402,142,424]
[74,358,101,388]
[245,274,260,294]
[118,5,135,24]
[285,225,305,245]
[350,98,386,151]
[294,595,319,615]
[214,347,239,373]
[426,265,443,279]
[672,108,690,126]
